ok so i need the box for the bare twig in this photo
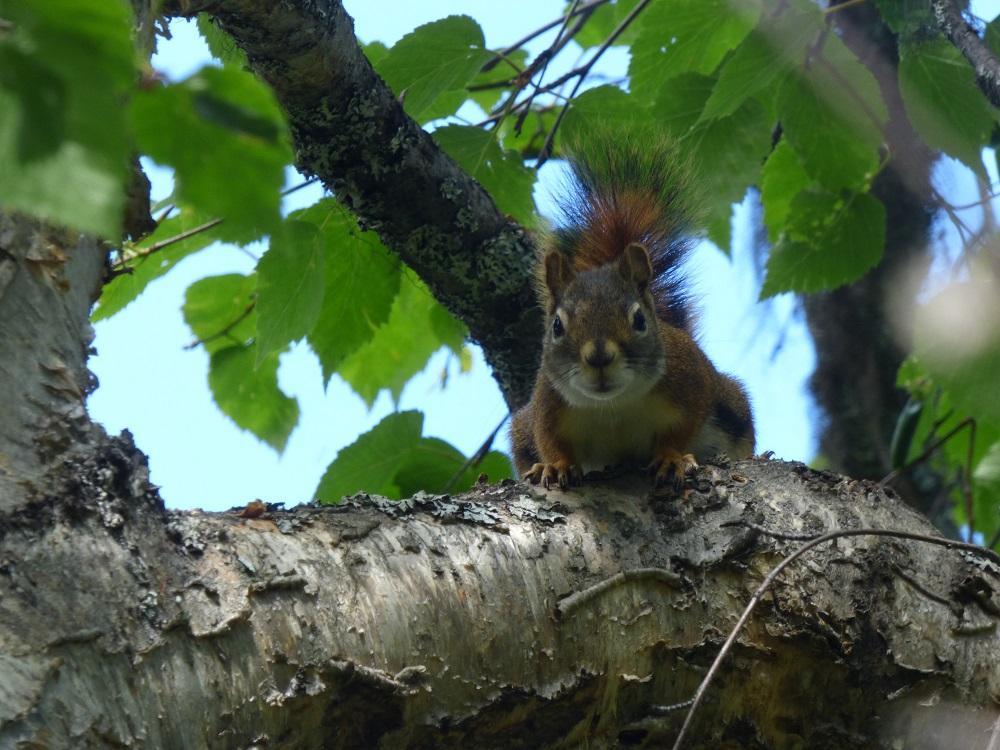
[556,567,683,619]
[671,525,999,750]
[933,0,1000,108]
[535,0,653,166]
[480,0,610,73]
[443,412,510,492]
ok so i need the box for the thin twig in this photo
[443,413,511,492]
[480,0,610,73]
[535,0,653,167]
[671,525,999,750]
[822,0,868,14]
[113,178,319,271]
[556,567,683,619]
[183,301,255,350]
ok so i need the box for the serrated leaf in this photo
[0,0,134,237]
[374,16,492,122]
[183,273,256,355]
[760,140,812,243]
[363,41,390,67]
[899,39,994,178]
[196,13,249,68]
[761,189,885,297]
[338,269,467,406]
[874,0,936,36]
[92,205,235,322]
[208,343,298,452]
[651,72,716,137]
[468,49,528,113]
[701,0,821,121]
[315,411,424,502]
[561,86,653,148]
[255,219,325,363]
[654,92,771,251]
[629,0,761,102]
[131,66,291,238]
[574,0,642,48]
[498,107,557,159]
[433,125,536,225]
[297,200,401,384]
[394,439,512,497]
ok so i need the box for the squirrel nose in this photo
[583,340,617,369]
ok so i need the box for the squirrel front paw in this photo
[524,460,582,490]
[648,450,698,491]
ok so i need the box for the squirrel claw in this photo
[648,452,698,492]
[524,461,581,490]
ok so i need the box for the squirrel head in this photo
[540,243,666,408]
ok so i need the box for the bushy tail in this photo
[551,129,696,330]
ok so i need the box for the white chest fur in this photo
[557,391,683,472]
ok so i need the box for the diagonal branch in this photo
[167,0,542,408]
[933,0,1000,108]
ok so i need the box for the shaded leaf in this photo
[761,189,885,297]
[255,219,326,363]
[131,66,292,238]
[315,411,424,502]
[374,16,492,122]
[298,200,402,384]
[561,86,653,147]
[629,0,761,102]
[196,13,248,68]
[433,125,536,224]
[760,140,812,243]
[208,344,298,452]
[183,273,257,355]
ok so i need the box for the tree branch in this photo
[933,0,1000,108]
[171,0,542,407]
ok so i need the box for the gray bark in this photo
[2,436,999,749]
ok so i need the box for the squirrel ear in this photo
[544,250,574,299]
[619,242,652,291]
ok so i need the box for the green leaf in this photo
[394,439,512,497]
[315,411,424,502]
[777,40,885,192]
[433,125,536,225]
[651,72,716,137]
[873,0,936,37]
[973,440,1000,545]
[629,0,761,102]
[92,205,238,322]
[760,140,812,243]
[196,13,249,68]
[701,0,822,121]
[297,200,402,384]
[0,0,134,237]
[498,107,557,159]
[574,0,642,48]
[362,41,390,67]
[255,219,326,363]
[338,268,467,406]
[183,274,257,355]
[373,16,492,122]
[467,49,528,113]
[761,189,885,297]
[654,90,772,251]
[899,39,994,179]
[131,66,292,238]
[208,343,299,452]
[561,86,653,148]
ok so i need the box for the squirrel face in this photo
[541,244,665,408]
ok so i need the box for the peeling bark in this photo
[168,0,542,408]
[2,437,998,748]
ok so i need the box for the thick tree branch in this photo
[933,0,1000,108]
[3,438,999,747]
[169,0,542,407]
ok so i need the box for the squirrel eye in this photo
[552,314,565,339]
[632,308,646,332]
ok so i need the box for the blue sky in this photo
[86,1,993,510]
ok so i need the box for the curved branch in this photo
[171,0,542,407]
[933,0,1000,108]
